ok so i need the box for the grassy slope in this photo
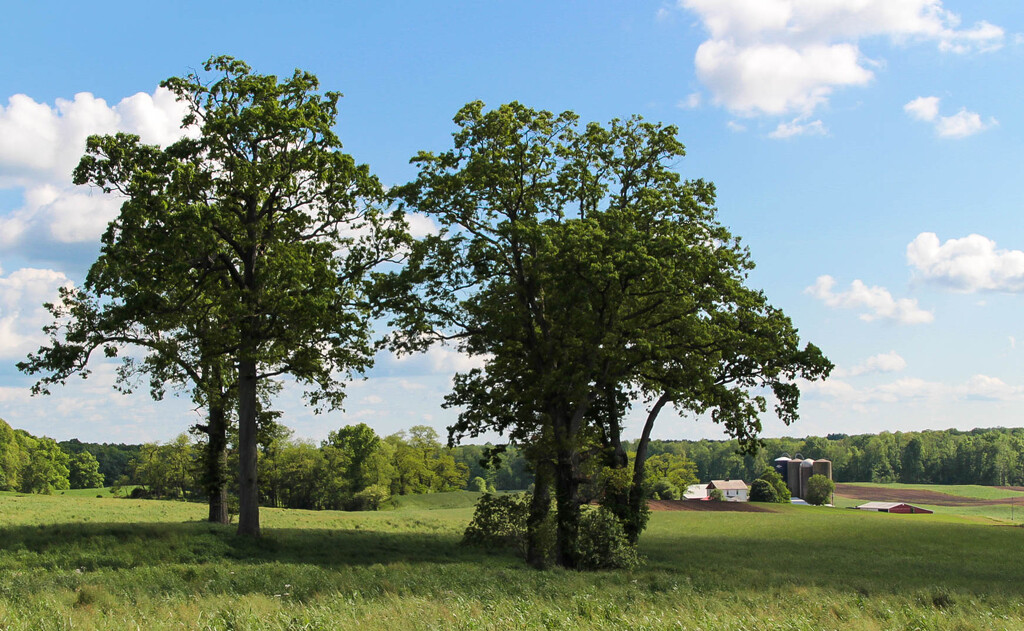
[1,491,1023,630]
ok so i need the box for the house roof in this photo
[709,479,748,491]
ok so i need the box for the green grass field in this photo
[1,490,1023,630]
[833,482,1024,523]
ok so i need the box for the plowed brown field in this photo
[647,499,771,512]
[835,484,1023,506]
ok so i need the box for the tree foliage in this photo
[748,479,780,503]
[805,474,835,506]
[68,451,106,489]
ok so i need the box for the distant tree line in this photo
[9,416,1020,503]
[0,418,103,493]
[633,427,1024,487]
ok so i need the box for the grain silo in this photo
[812,459,832,481]
[787,458,802,498]
[773,455,791,485]
[799,459,814,499]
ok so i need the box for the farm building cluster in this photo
[680,456,836,503]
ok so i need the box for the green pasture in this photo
[833,482,1024,523]
[1,491,1023,630]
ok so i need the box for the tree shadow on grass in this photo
[640,518,1024,597]
[0,521,507,572]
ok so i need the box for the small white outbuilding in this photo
[683,483,710,499]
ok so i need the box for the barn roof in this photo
[858,502,904,510]
[857,502,932,513]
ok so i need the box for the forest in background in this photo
[3,416,1023,509]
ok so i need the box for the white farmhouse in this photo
[707,479,749,502]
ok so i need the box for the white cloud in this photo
[405,212,439,238]
[806,275,934,324]
[386,345,488,376]
[805,373,1022,405]
[0,88,189,187]
[768,117,827,139]
[725,120,747,132]
[904,96,940,121]
[961,374,1023,401]
[0,87,192,256]
[677,92,702,109]
[907,232,1024,292]
[835,351,907,377]
[694,39,871,116]
[934,108,995,138]
[361,394,384,405]
[903,96,995,138]
[0,266,73,359]
[680,0,1004,118]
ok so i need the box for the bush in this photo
[470,476,488,492]
[709,488,724,501]
[759,469,791,502]
[805,474,835,506]
[651,479,680,500]
[463,492,530,552]
[352,484,390,510]
[575,506,641,570]
[748,479,780,503]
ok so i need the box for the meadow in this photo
[833,482,1024,522]
[1,489,1023,630]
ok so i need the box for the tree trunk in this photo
[625,391,671,544]
[236,356,260,537]
[205,399,230,524]
[552,447,582,569]
[526,458,552,569]
[600,388,632,530]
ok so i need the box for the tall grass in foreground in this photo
[1,492,1022,630]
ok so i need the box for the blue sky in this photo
[0,1,1021,445]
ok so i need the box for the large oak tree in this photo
[24,57,406,536]
[386,101,830,567]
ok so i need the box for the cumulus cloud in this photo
[0,87,192,256]
[907,232,1024,292]
[0,266,73,359]
[903,95,940,121]
[903,96,996,138]
[680,0,1004,118]
[835,351,907,377]
[805,275,934,324]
